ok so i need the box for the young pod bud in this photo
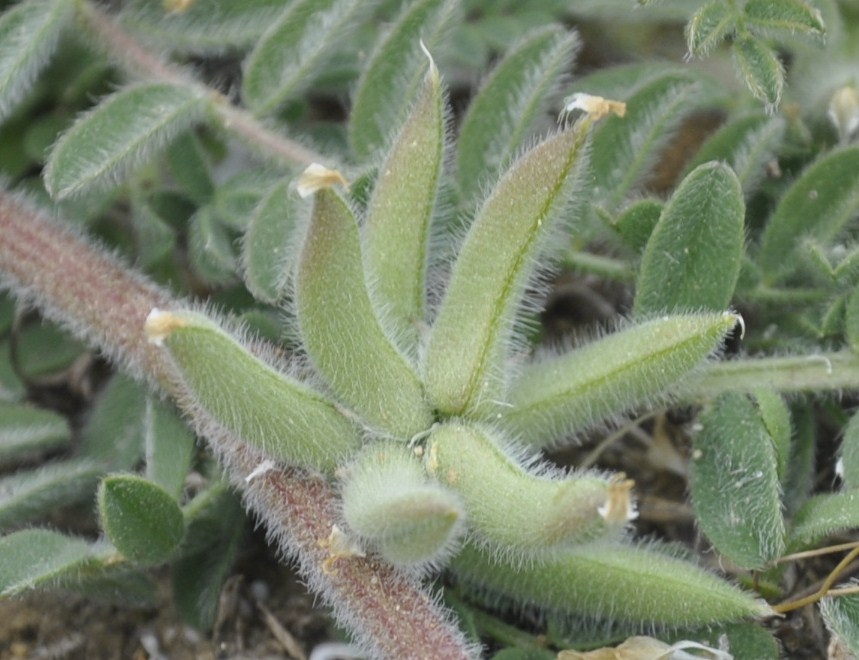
[504,312,739,448]
[424,118,592,417]
[340,441,464,570]
[425,422,631,562]
[296,178,433,439]
[452,542,772,627]
[145,309,361,473]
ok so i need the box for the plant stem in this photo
[561,249,635,282]
[0,190,474,659]
[76,1,327,168]
[685,351,859,399]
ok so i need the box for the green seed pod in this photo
[145,309,361,473]
[295,182,433,439]
[424,118,592,417]
[364,47,444,352]
[340,441,464,570]
[425,422,629,562]
[504,312,739,448]
[452,542,772,627]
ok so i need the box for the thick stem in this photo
[0,191,474,659]
[76,1,327,168]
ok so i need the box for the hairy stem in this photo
[76,1,327,168]
[0,190,474,659]
[686,351,859,398]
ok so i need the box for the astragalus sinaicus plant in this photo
[143,46,766,638]
[0,1,798,656]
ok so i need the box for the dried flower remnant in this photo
[560,93,627,122]
[296,164,349,198]
[829,85,859,142]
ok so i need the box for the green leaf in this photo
[452,542,771,627]
[456,25,579,200]
[687,112,786,197]
[45,83,207,199]
[612,198,663,251]
[189,207,238,284]
[296,187,432,439]
[0,459,101,529]
[0,402,70,462]
[0,0,75,122]
[173,484,245,630]
[145,309,362,472]
[848,288,859,359]
[166,132,214,204]
[98,474,184,565]
[425,119,592,416]
[839,410,859,491]
[590,72,703,211]
[784,402,816,517]
[130,193,177,269]
[743,0,825,39]
[79,373,148,471]
[212,170,283,231]
[634,162,744,316]
[691,392,785,569]
[364,54,444,351]
[758,147,859,282]
[144,398,195,500]
[790,491,859,548]
[121,0,287,53]
[731,36,784,109]
[821,587,859,657]
[15,321,85,376]
[242,0,365,115]
[0,528,92,597]
[349,0,456,160]
[241,181,296,304]
[426,423,618,559]
[341,442,463,568]
[753,388,792,482]
[505,313,737,448]
[685,0,737,57]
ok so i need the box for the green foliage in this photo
[0,401,69,461]
[0,0,74,123]
[691,392,785,569]
[3,0,859,655]
[456,25,578,201]
[348,0,456,159]
[241,180,295,304]
[45,82,207,199]
[241,0,365,115]
[634,162,745,315]
[98,474,185,565]
[821,587,859,657]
